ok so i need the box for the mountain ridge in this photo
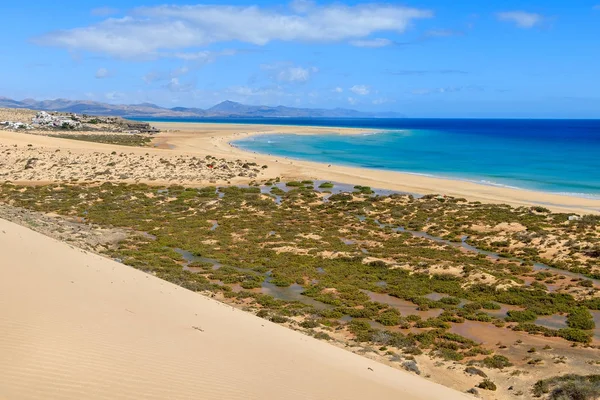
[0,97,402,119]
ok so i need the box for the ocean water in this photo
[140,117,600,198]
[217,118,600,199]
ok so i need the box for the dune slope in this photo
[0,218,468,400]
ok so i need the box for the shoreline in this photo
[150,121,600,215]
[234,141,600,202]
[231,129,600,202]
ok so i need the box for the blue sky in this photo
[1,0,599,117]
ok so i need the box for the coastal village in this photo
[0,108,159,134]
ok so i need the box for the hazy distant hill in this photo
[0,97,401,119]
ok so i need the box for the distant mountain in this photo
[0,97,402,119]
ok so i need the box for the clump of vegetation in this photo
[506,310,538,323]
[477,379,497,391]
[285,181,304,187]
[567,307,596,330]
[353,185,374,194]
[48,134,152,147]
[481,355,513,369]
[558,328,592,343]
[533,374,600,399]
[318,182,334,189]
[402,360,420,375]
[270,315,288,323]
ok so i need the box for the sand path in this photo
[0,218,469,400]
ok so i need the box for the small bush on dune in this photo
[402,360,421,375]
[533,374,600,399]
[300,319,319,329]
[481,355,512,369]
[270,315,289,323]
[477,379,497,391]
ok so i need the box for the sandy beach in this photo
[151,122,600,215]
[0,217,469,400]
[0,121,598,214]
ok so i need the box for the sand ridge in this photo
[0,218,470,400]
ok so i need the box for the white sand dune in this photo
[0,218,469,400]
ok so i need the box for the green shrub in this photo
[353,185,373,194]
[567,307,595,330]
[314,331,332,340]
[482,355,513,369]
[533,374,600,398]
[285,181,303,187]
[579,280,594,288]
[482,301,501,310]
[506,310,537,323]
[477,379,497,391]
[270,315,289,323]
[375,309,402,326]
[558,328,592,343]
[438,348,464,361]
[300,319,320,328]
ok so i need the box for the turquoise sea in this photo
[141,117,600,199]
[223,118,600,199]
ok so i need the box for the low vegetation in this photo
[533,374,600,399]
[1,180,599,391]
[47,134,152,146]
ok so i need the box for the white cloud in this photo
[347,97,358,105]
[497,11,543,28]
[168,49,236,62]
[261,63,318,83]
[277,66,318,83]
[225,86,287,99]
[95,67,110,79]
[333,87,343,93]
[411,86,482,95]
[165,78,195,92]
[350,85,370,95]
[35,3,432,58]
[349,38,392,48]
[91,7,119,17]
[105,91,125,101]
